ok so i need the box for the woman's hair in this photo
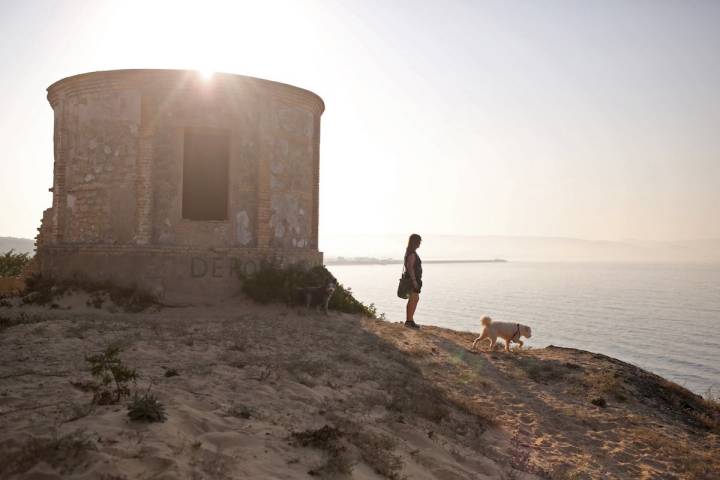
[405,233,422,255]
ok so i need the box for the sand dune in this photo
[1,294,718,479]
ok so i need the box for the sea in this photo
[328,261,720,397]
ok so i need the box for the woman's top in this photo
[405,251,423,284]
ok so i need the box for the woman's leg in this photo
[406,292,419,322]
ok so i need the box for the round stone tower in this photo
[37,69,324,299]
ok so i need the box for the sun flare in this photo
[198,69,214,80]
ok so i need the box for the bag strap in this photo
[402,251,414,277]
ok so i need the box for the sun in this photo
[198,69,214,80]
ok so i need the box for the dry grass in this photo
[291,425,354,478]
[0,311,43,331]
[65,319,96,339]
[284,354,335,387]
[628,427,717,479]
[349,428,403,480]
[511,354,573,384]
[295,419,404,480]
[385,374,449,423]
[547,464,591,480]
[0,430,95,476]
[584,370,627,402]
[695,388,720,431]
[189,446,234,480]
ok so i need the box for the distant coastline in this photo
[326,257,508,266]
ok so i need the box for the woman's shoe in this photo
[404,320,420,329]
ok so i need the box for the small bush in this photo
[0,249,31,277]
[87,292,105,309]
[329,285,379,318]
[85,345,138,405]
[127,392,167,422]
[228,403,252,419]
[241,262,379,317]
[107,286,155,313]
[23,274,62,305]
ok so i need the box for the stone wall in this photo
[38,70,324,299]
[63,90,140,244]
[39,245,322,301]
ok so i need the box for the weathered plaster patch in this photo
[235,211,252,246]
[269,194,309,248]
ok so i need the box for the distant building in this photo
[37,69,324,299]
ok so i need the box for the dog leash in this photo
[510,323,521,342]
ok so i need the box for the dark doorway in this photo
[182,129,229,221]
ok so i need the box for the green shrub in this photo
[85,345,138,405]
[127,392,167,422]
[21,274,61,305]
[329,284,379,318]
[0,250,31,277]
[240,262,379,318]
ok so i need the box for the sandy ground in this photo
[1,292,718,480]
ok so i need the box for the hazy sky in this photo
[1,0,718,243]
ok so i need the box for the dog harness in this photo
[510,323,521,343]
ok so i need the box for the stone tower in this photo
[37,69,324,299]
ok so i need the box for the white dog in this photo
[471,316,532,352]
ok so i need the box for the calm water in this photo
[328,262,720,396]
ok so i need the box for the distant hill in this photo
[0,237,34,255]
[321,234,720,263]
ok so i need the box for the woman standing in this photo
[404,233,422,329]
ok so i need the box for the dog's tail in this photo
[481,316,492,327]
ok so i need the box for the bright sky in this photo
[1,0,719,243]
